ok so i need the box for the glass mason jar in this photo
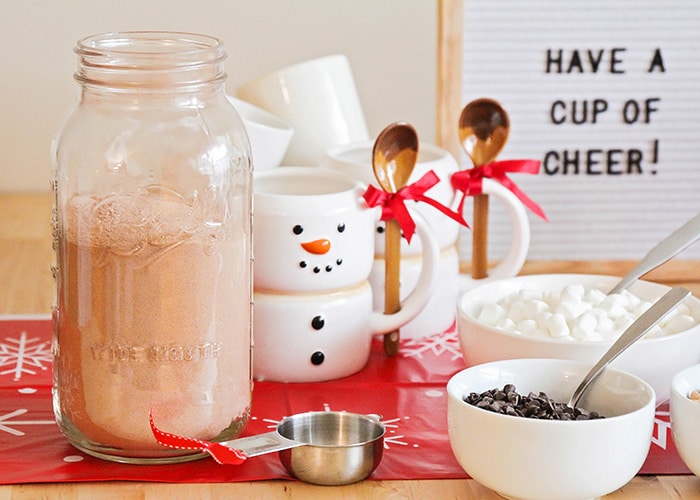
[51,32,253,464]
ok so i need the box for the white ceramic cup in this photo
[671,364,700,477]
[227,96,294,170]
[236,55,369,166]
[370,246,460,339]
[320,141,530,289]
[321,141,530,338]
[253,167,439,381]
[321,141,461,253]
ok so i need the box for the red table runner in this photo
[0,316,690,484]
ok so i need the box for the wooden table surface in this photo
[2,192,700,499]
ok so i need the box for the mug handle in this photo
[370,211,439,334]
[458,177,530,291]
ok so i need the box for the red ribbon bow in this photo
[362,170,469,244]
[450,159,548,221]
[149,409,248,465]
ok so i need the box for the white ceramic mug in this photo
[253,167,439,381]
[227,96,294,170]
[320,141,530,290]
[321,141,530,338]
[236,55,369,166]
[369,246,460,339]
[321,141,461,254]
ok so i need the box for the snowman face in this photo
[256,207,374,292]
[254,196,377,293]
[291,220,347,276]
[254,167,379,293]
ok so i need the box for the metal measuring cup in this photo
[222,411,385,485]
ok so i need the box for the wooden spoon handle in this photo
[383,219,402,356]
[471,193,489,279]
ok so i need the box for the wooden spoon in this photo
[372,122,419,356]
[458,98,510,279]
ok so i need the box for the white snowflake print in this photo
[652,410,670,450]
[400,329,463,360]
[0,409,55,436]
[0,331,53,381]
[380,416,417,449]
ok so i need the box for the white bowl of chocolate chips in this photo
[447,358,656,500]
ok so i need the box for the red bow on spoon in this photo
[362,170,469,244]
[450,159,548,221]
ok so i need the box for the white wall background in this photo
[0,0,437,192]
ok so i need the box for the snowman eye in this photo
[292,225,303,235]
[376,224,384,234]
[337,222,345,233]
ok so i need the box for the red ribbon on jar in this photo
[149,410,248,465]
[362,170,469,244]
[450,159,548,221]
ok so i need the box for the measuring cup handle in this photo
[459,177,530,291]
[370,210,439,334]
[219,431,301,458]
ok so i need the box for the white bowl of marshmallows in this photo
[457,274,700,405]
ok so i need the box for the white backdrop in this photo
[0,0,437,192]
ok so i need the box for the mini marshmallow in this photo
[523,299,549,318]
[516,288,542,302]
[664,314,698,334]
[536,310,553,330]
[584,287,607,307]
[598,295,628,320]
[475,283,699,343]
[645,325,665,338]
[561,284,585,302]
[516,319,540,336]
[546,312,570,338]
[572,312,600,341]
[496,317,517,331]
[555,298,591,321]
[614,314,635,333]
[504,300,527,324]
[478,303,506,325]
[624,291,644,311]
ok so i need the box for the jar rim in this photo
[76,31,223,57]
[74,31,227,90]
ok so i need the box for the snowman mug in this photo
[321,141,530,284]
[253,167,439,382]
[321,142,530,339]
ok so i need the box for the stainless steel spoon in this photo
[568,286,690,408]
[608,212,700,295]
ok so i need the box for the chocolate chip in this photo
[463,385,605,420]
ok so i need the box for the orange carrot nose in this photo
[301,239,331,255]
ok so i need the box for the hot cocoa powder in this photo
[55,192,251,455]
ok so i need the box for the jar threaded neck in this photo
[74,31,227,91]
